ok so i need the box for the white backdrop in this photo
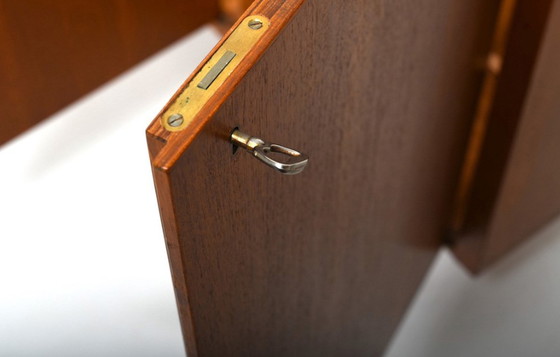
[1,25,559,357]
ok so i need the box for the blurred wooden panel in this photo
[219,0,253,22]
[0,0,218,145]
[148,0,500,355]
[452,0,560,272]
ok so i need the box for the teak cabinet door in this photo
[147,0,500,356]
[0,0,218,145]
[452,0,560,272]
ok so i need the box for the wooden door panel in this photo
[147,0,500,355]
[0,0,219,145]
[452,0,560,272]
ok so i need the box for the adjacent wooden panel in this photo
[0,0,218,145]
[148,0,500,355]
[219,0,254,22]
[452,0,560,272]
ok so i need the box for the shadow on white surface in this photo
[386,216,560,357]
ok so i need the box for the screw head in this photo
[167,113,184,127]
[248,18,263,30]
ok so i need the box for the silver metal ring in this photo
[253,143,309,175]
[230,129,309,175]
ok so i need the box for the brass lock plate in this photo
[162,15,271,132]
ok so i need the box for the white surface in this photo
[0,25,221,357]
[2,22,560,357]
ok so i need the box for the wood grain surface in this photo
[451,0,560,272]
[148,0,500,355]
[0,0,218,145]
